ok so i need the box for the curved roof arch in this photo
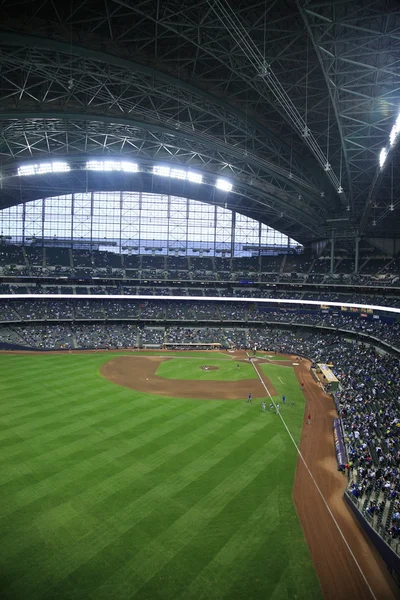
[0,0,400,239]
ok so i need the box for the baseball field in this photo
[0,349,325,600]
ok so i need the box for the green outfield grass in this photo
[259,363,307,443]
[0,352,321,600]
[155,358,257,381]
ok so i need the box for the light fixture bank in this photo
[16,160,233,192]
[379,114,400,169]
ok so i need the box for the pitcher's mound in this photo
[200,365,219,371]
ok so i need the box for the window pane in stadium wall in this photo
[0,192,301,255]
[92,193,120,242]
[234,212,259,256]
[73,194,92,242]
[121,192,140,251]
[215,206,232,254]
[43,196,72,240]
[0,204,23,242]
[187,199,215,253]
[24,199,44,240]
[168,196,188,252]
[140,194,168,252]
[260,222,298,252]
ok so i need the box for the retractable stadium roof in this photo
[0,0,399,243]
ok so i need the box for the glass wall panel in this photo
[121,192,140,252]
[168,196,188,253]
[73,193,92,242]
[215,206,233,254]
[43,196,71,239]
[187,199,215,254]
[0,192,301,256]
[234,212,260,256]
[24,198,44,240]
[0,204,23,241]
[140,194,168,252]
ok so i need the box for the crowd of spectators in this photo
[139,327,164,346]
[0,299,400,350]
[1,245,400,289]
[328,345,400,548]
[165,326,226,346]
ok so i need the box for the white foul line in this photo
[248,354,377,600]
[278,376,284,384]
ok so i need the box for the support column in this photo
[231,211,236,257]
[330,230,335,275]
[354,236,359,274]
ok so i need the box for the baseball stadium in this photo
[0,2,400,599]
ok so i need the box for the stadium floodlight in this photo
[170,168,186,180]
[36,163,54,175]
[86,160,137,172]
[153,165,171,177]
[389,114,400,147]
[103,160,121,171]
[17,165,36,176]
[51,162,70,173]
[17,161,70,176]
[120,161,138,173]
[86,160,103,171]
[216,178,233,192]
[187,171,202,184]
[379,148,387,169]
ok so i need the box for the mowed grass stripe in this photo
[0,375,113,422]
[0,361,93,398]
[0,378,164,442]
[86,434,285,600]
[8,429,283,600]
[0,403,269,554]
[0,398,227,501]
[178,486,281,600]
[0,385,167,454]
[0,416,268,584]
[0,401,255,525]
[2,419,279,599]
[0,390,200,464]
[0,404,186,482]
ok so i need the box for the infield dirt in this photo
[100,355,277,399]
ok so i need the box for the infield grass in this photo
[155,358,257,381]
[0,352,321,600]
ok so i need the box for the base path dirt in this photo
[100,356,276,400]
[292,359,398,600]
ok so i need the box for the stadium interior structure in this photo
[1,0,400,590]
